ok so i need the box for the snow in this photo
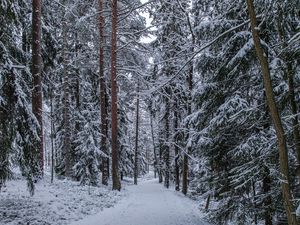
[0,174,123,225]
[0,173,210,225]
[71,178,210,225]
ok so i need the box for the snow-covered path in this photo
[72,178,210,225]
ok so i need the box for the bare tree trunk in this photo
[98,0,109,186]
[150,114,157,178]
[182,47,194,196]
[164,94,170,189]
[277,8,300,181]
[150,64,159,179]
[263,166,272,225]
[158,137,163,183]
[252,180,258,224]
[205,194,211,211]
[174,107,180,191]
[62,9,72,178]
[74,34,80,133]
[146,148,149,173]
[287,68,300,170]
[50,88,55,183]
[246,0,297,224]
[182,12,195,195]
[32,0,43,176]
[111,0,121,191]
[182,152,188,194]
[134,80,140,185]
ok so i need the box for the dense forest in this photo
[1,0,300,224]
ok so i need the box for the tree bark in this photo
[111,0,121,191]
[62,9,72,178]
[174,107,180,191]
[158,137,163,183]
[263,166,272,225]
[288,67,300,180]
[182,39,194,195]
[164,93,170,189]
[277,8,300,181]
[98,0,109,186]
[31,0,44,176]
[246,0,297,224]
[151,64,158,179]
[134,80,140,185]
[205,194,211,211]
[50,88,55,184]
[182,148,188,194]
[74,34,80,133]
[150,114,158,179]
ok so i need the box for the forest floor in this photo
[71,175,210,225]
[0,174,123,225]
[0,172,210,225]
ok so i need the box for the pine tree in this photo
[73,91,101,186]
[62,2,73,178]
[111,0,121,191]
[134,80,140,185]
[150,0,190,189]
[0,0,41,194]
[98,0,109,186]
[185,0,300,223]
[31,0,44,176]
[247,0,297,223]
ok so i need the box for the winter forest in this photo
[0,0,300,224]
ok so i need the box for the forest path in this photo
[72,178,210,225]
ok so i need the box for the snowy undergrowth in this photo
[0,175,124,225]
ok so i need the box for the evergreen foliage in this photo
[1,0,300,224]
[0,0,41,195]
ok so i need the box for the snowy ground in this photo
[0,173,210,225]
[71,178,210,225]
[0,175,123,225]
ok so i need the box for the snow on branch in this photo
[146,15,262,96]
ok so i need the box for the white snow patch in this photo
[0,175,123,225]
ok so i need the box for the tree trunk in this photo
[111,0,121,191]
[50,88,55,184]
[174,107,180,191]
[150,64,159,179]
[263,167,272,225]
[246,0,297,224]
[182,42,194,195]
[287,68,300,172]
[74,34,80,133]
[146,147,149,173]
[62,9,72,178]
[252,180,258,225]
[98,0,109,186]
[158,138,163,183]
[31,0,44,176]
[164,94,170,189]
[205,194,211,211]
[134,80,140,185]
[182,154,188,194]
[277,8,300,181]
[150,114,158,179]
